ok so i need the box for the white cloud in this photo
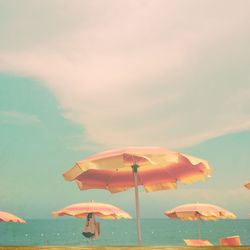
[0,0,250,149]
[0,111,41,125]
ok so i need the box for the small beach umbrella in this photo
[63,146,212,244]
[52,201,132,219]
[244,181,250,190]
[165,203,236,239]
[0,211,26,223]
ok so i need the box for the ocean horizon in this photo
[0,218,249,246]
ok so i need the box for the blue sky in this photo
[0,0,250,219]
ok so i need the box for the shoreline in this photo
[0,246,250,250]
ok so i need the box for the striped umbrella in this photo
[0,211,26,223]
[52,201,131,219]
[63,146,212,244]
[165,203,236,239]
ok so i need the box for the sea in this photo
[0,219,249,246]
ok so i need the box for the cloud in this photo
[0,111,41,125]
[0,0,250,149]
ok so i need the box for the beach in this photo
[1,246,250,250]
[1,2,250,249]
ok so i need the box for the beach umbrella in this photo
[63,146,212,244]
[243,182,250,218]
[0,211,26,223]
[52,201,132,219]
[165,203,236,239]
[244,181,250,190]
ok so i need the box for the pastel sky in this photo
[0,0,250,219]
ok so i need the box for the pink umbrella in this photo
[0,211,26,223]
[52,201,132,219]
[165,203,236,239]
[244,181,250,190]
[63,146,212,244]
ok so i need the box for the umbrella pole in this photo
[132,163,142,245]
[197,219,201,239]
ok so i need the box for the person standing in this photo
[82,213,100,240]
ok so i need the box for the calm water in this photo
[0,219,249,246]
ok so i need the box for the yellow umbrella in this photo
[63,146,212,244]
[165,203,236,239]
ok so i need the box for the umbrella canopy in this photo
[63,146,212,244]
[244,181,250,190]
[64,147,211,193]
[52,201,131,219]
[165,203,236,239]
[0,211,26,223]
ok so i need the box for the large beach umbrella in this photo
[63,146,212,244]
[165,203,236,239]
[52,201,132,219]
[244,181,250,190]
[0,211,26,223]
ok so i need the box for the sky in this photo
[0,0,250,219]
